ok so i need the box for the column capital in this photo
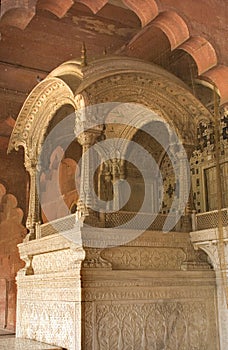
[76,128,104,148]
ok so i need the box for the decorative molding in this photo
[83,248,112,269]
[100,246,186,270]
[8,77,75,160]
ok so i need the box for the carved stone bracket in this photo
[190,228,228,271]
[17,254,34,276]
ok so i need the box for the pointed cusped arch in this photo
[8,77,76,161]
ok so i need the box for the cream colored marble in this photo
[16,234,85,350]
[0,338,61,350]
[81,229,219,350]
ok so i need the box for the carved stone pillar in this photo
[191,228,228,350]
[24,156,41,240]
[77,129,102,218]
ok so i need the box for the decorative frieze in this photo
[100,246,186,270]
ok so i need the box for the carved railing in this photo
[192,208,228,231]
[37,211,190,239]
[104,211,186,231]
[38,214,77,239]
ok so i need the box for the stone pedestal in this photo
[81,230,219,350]
[15,227,220,350]
[16,234,85,350]
[191,227,228,350]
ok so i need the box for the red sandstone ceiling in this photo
[0,0,228,143]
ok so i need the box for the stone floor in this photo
[0,331,62,350]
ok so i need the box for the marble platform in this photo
[0,338,62,350]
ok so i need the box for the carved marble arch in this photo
[78,57,212,148]
[7,75,81,232]
[8,77,76,167]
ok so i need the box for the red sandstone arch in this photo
[123,0,158,27]
[201,65,228,106]
[0,5,36,30]
[37,0,73,18]
[75,0,108,14]
[179,36,217,75]
[0,0,73,29]
[1,1,227,105]
[152,11,189,50]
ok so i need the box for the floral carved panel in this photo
[83,300,218,350]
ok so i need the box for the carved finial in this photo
[81,42,87,67]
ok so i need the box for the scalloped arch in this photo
[75,0,108,14]
[37,0,74,18]
[151,11,189,50]
[122,0,158,27]
[202,65,228,106]
[0,6,36,30]
[179,36,217,75]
